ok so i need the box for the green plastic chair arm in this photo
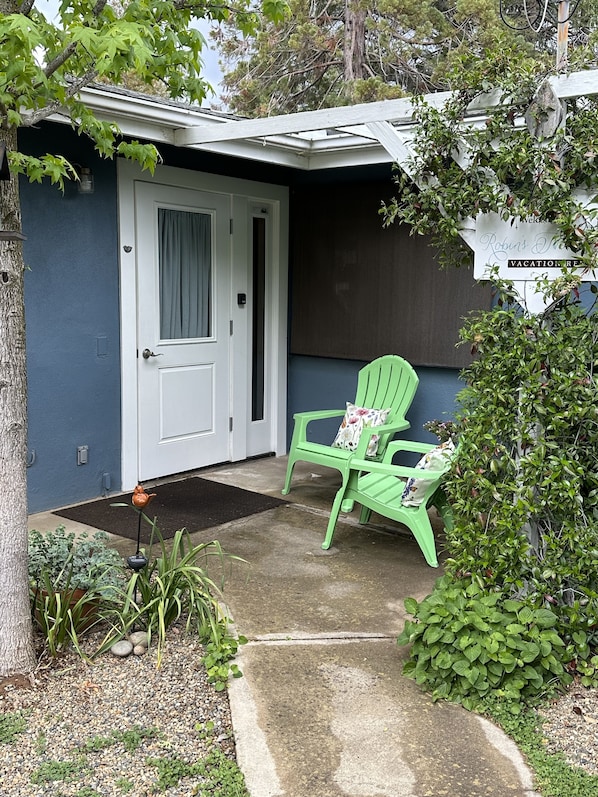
[367,420,411,436]
[290,409,346,439]
[382,440,438,462]
[347,419,412,458]
[343,456,449,485]
[292,409,346,421]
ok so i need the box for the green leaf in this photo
[404,597,419,616]
[463,643,482,663]
[517,606,534,624]
[519,642,540,663]
[452,658,472,677]
[533,609,558,628]
[262,0,290,23]
[435,651,454,670]
[423,625,444,645]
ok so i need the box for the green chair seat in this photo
[322,440,455,567]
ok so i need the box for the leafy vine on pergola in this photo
[383,51,598,281]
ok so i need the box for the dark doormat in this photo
[52,477,288,543]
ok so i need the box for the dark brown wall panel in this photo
[290,181,491,368]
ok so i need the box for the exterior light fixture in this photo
[77,166,94,194]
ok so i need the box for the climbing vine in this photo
[388,45,598,700]
[384,45,598,270]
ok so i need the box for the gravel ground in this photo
[539,683,598,775]
[0,629,239,797]
[1,629,597,797]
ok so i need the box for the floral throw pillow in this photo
[332,403,391,457]
[401,440,455,507]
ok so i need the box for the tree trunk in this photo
[0,125,36,676]
[344,0,366,83]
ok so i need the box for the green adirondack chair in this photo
[282,355,419,499]
[321,440,455,567]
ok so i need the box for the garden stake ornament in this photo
[127,485,155,630]
[127,485,156,572]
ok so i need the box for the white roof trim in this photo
[71,69,598,171]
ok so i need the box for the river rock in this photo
[111,640,134,657]
[133,644,147,656]
[129,631,149,648]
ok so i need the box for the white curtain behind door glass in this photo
[159,208,211,339]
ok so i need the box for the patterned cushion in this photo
[401,440,455,507]
[332,403,391,457]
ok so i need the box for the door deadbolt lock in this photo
[142,348,163,359]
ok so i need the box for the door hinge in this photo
[230,319,233,335]
[229,218,233,234]
[229,417,233,432]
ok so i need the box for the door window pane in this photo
[158,208,212,340]
[252,216,266,421]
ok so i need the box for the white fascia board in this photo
[306,146,394,170]
[184,137,393,170]
[80,85,226,129]
[185,139,311,168]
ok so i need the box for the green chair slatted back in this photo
[282,355,419,497]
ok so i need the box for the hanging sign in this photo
[473,213,590,281]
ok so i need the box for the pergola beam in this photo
[174,70,598,148]
[367,120,477,249]
[174,93,452,146]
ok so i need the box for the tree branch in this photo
[44,42,78,78]
[21,68,98,126]
[18,0,35,15]
[41,0,110,80]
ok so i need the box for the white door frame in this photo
[117,159,289,491]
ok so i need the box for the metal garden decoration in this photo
[127,486,156,573]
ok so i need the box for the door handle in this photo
[142,348,163,360]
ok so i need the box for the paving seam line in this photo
[245,633,396,646]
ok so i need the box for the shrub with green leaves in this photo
[398,576,572,711]
[29,527,126,657]
[384,42,598,706]
[383,47,598,676]
[442,293,598,677]
[28,527,125,592]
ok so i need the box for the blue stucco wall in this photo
[20,126,122,513]
[288,355,461,453]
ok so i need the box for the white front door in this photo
[135,182,231,481]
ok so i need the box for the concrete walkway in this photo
[29,456,540,797]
